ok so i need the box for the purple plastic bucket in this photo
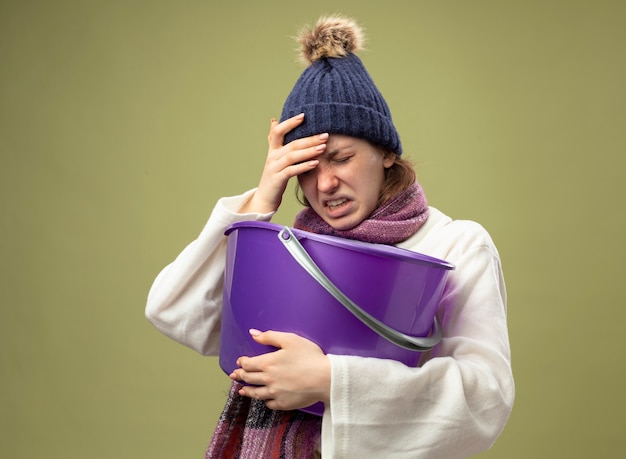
[219,221,454,415]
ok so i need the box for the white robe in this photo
[146,189,515,458]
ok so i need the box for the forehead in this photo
[325,134,372,155]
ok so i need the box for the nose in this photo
[315,164,339,194]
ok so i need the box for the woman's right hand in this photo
[239,113,328,214]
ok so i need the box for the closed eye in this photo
[333,155,352,164]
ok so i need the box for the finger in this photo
[230,367,267,386]
[290,158,320,177]
[236,349,279,373]
[268,140,325,178]
[281,132,328,156]
[235,354,265,372]
[238,384,273,402]
[266,117,279,143]
[249,328,297,349]
[268,113,305,149]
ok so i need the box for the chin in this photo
[326,217,361,231]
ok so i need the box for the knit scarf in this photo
[206,182,429,458]
[206,382,322,458]
[294,181,429,244]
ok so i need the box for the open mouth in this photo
[325,198,349,210]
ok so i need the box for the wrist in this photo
[318,355,332,406]
[238,192,277,215]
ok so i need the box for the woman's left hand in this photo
[230,329,331,411]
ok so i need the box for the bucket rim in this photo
[225,221,455,271]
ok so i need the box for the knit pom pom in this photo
[297,15,365,65]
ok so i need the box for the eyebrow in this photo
[323,144,353,159]
[324,149,340,159]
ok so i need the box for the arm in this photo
[322,227,515,458]
[145,190,273,355]
[145,114,328,355]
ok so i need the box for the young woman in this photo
[146,16,514,459]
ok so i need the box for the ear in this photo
[382,150,397,168]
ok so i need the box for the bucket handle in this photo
[278,227,442,352]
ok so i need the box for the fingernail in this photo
[249,328,262,337]
[319,133,329,140]
[296,113,305,119]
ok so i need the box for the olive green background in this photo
[1,0,624,457]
